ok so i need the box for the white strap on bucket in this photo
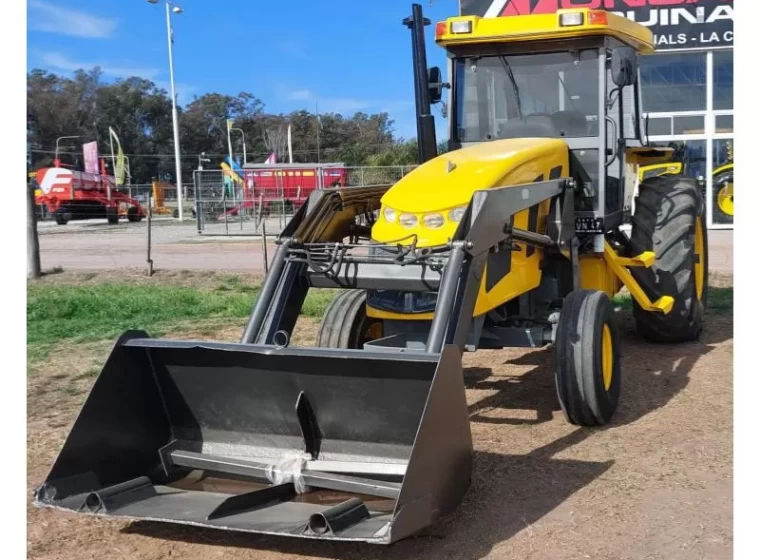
[264,453,308,494]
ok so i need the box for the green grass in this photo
[27,283,260,346]
[301,289,338,318]
[27,283,339,350]
[28,280,732,366]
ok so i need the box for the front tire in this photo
[630,176,707,343]
[555,290,621,427]
[317,290,382,349]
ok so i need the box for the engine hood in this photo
[372,138,569,247]
[381,138,569,213]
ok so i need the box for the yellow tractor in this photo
[35,4,707,546]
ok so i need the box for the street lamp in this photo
[54,135,80,168]
[230,127,247,165]
[147,0,185,220]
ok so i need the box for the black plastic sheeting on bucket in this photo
[34,331,473,544]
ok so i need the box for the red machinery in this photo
[35,167,145,225]
[247,164,348,203]
[217,164,348,220]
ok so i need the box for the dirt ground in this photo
[27,276,733,560]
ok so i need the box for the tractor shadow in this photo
[465,302,732,430]
[125,442,612,560]
[124,297,732,560]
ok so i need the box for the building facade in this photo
[459,0,734,229]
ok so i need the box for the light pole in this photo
[230,127,247,165]
[147,0,184,220]
[54,135,80,168]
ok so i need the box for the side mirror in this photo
[611,47,637,87]
[428,66,444,104]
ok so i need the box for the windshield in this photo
[454,50,600,143]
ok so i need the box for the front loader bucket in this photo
[34,331,472,544]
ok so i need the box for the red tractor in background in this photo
[34,167,146,225]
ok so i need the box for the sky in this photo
[26,0,462,142]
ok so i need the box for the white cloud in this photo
[28,0,117,39]
[287,89,312,101]
[42,52,160,79]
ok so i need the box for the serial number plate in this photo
[575,217,604,234]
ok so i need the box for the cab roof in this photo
[435,9,655,54]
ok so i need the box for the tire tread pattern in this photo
[629,176,707,343]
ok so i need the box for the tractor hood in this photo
[373,138,568,246]
[381,138,568,213]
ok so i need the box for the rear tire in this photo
[106,207,119,225]
[630,176,707,343]
[555,290,621,427]
[317,290,382,349]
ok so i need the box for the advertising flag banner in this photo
[109,127,127,186]
[83,141,99,174]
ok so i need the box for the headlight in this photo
[448,206,466,223]
[383,207,397,222]
[423,213,445,229]
[399,213,418,228]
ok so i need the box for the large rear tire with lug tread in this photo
[555,290,621,427]
[630,176,707,343]
[317,290,382,350]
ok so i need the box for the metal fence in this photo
[29,164,417,275]
[192,165,416,236]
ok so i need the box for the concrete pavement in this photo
[37,219,733,276]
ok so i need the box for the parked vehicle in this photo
[34,167,145,225]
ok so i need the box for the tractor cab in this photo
[434,8,670,233]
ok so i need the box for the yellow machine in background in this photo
[150,180,173,215]
[639,160,734,218]
[714,163,734,218]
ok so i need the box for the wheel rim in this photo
[602,324,613,391]
[694,218,706,301]
[717,183,734,216]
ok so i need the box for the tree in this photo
[27,67,418,182]
[365,140,418,166]
[262,122,288,161]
